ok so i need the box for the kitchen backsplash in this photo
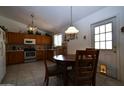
[6,44,53,51]
[6,44,24,51]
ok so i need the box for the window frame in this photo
[53,34,63,47]
[91,17,116,50]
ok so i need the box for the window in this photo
[54,34,62,47]
[94,23,112,49]
[92,17,116,50]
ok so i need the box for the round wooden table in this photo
[52,55,76,85]
[53,54,75,63]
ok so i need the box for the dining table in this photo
[52,54,76,85]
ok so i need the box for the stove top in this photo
[24,48,36,51]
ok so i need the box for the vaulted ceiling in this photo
[0,6,105,33]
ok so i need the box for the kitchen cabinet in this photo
[6,51,24,65]
[36,35,52,45]
[6,32,24,44]
[24,34,36,39]
[42,36,52,45]
[36,35,43,45]
[6,32,52,45]
[36,50,54,61]
[36,50,44,60]
[47,50,54,60]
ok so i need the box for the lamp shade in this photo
[65,26,79,34]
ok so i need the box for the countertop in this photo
[6,50,24,52]
[36,49,55,51]
[6,49,55,52]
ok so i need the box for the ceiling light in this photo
[65,6,79,41]
[27,14,37,34]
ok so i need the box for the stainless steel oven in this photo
[24,47,36,62]
[24,51,36,59]
[24,39,36,62]
[24,51,36,62]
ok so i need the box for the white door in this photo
[91,17,119,79]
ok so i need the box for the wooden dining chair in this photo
[43,49,62,86]
[73,50,99,86]
[86,48,95,51]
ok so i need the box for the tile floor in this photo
[1,61,124,86]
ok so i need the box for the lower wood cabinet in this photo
[36,50,54,61]
[47,50,54,60]
[36,50,44,60]
[6,51,24,65]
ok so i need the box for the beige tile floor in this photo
[1,61,124,86]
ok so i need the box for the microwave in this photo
[24,39,36,44]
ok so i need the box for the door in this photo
[91,17,119,79]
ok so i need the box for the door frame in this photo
[90,16,121,80]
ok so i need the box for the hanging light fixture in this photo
[27,14,37,34]
[65,6,79,41]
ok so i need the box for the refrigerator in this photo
[0,28,6,83]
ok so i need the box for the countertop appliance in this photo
[0,28,6,82]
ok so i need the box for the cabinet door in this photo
[42,36,52,45]
[47,50,54,60]
[24,34,36,39]
[36,35,42,45]
[36,50,44,60]
[16,33,24,44]
[6,32,24,44]
[16,52,24,64]
[6,32,16,44]
[7,52,15,65]
[7,51,24,65]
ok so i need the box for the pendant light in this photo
[65,6,79,41]
[27,14,37,34]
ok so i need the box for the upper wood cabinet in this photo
[6,32,24,44]
[24,34,36,39]
[37,35,52,45]
[6,32,52,45]
[42,36,52,45]
[36,35,43,45]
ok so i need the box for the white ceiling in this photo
[0,6,105,33]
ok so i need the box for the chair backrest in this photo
[74,50,99,85]
[43,49,48,77]
[86,48,95,51]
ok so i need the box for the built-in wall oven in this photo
[24,39,36,62]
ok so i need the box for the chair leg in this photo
[46,78,49,86]
[43,75,49,86]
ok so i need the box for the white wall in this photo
[0,16,27,33]
[68,6,124,81]
[0,16,47,34]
